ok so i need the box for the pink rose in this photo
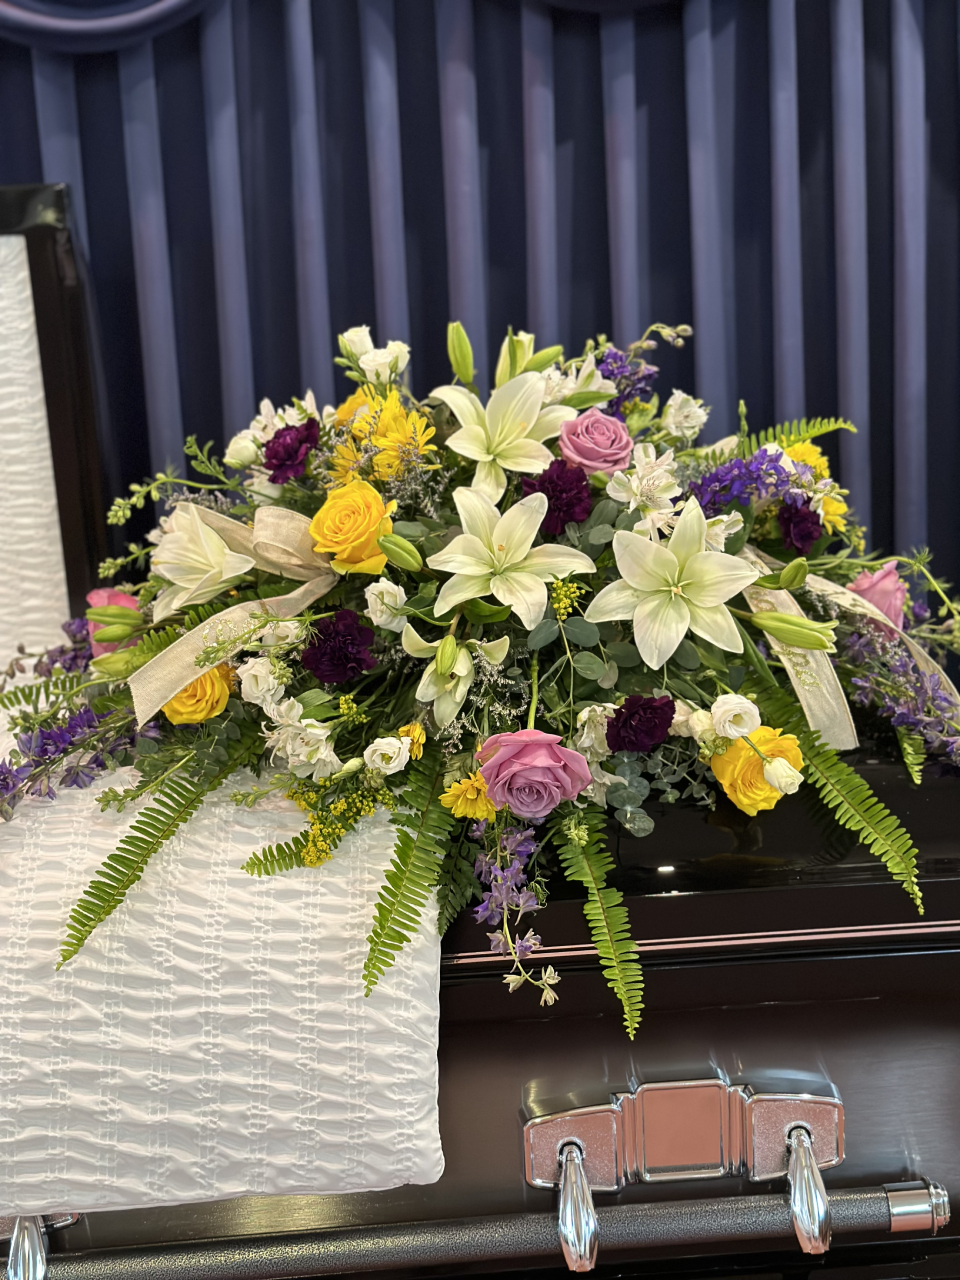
[559,408,633,477]
[86,587,140,657]
[477,728,592,820]
[847,561,907,628]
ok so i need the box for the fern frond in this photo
[759,689,923,911]
[895,727,926,787]
[0,671,86,711]
[553,806,644,1038]
[242,831,308,876]
[736,417,856,459]
[133,626,182,660]
[363,743,454,994]
[437,835,481,935]
[58,721,262,966]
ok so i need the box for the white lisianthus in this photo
[762,756,804,795]
[573,703,616,763]
[686,709,715,742]
[359,340,410,382]
[668,699,698,737]
[364,578,408,632]
[704,510,744,552]
[151,504,256,622]
[341,325,374,357]
[710,693,761,739]
[606,442,681,517]
[236,656,282,708]
[363,736,411,776]
[584,497,759,669]
[256,619,302,647]
[661,389,709,442]
[224,429,260,469]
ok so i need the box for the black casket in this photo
[7,760,957,1280]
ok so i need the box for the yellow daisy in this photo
[818,492,848,534]
[440,770,497,821]
[786,440,830,480]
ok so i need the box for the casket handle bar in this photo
[3,1216,80,1280]
[523,1077,950,1271]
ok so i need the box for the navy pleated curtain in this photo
[0,0,959,586]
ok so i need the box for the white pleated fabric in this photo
[0,235,71,657]
[0,770,443,1215]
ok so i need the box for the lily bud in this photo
[446,321,475,386]
[434,634,459,677]
[377,534,423,572]
[335,757,365,778]
[89,644,151,679]
[85,605,142,625]
[750,611,837,651]
[778,558,809,590]
[90,624,135,643]
[522,344,564,374]
[763,756,804,795]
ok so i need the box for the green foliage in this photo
[0,672,86,711]
[551,806,644,1038]
[363,743,455,994]
[242,832,309,877]
[437,833,481,935]
[736,416,856,460]
[759,689,923,911]
[895,727,926,787]
[58,720,262,966]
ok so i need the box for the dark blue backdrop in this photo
[0,0,958,587]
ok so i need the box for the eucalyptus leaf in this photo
[606,784,647,808]
[527,618,560,649]
[616,807,655,838]
[605,641,641,667]
[562,617,600,647]
[585,523,615,548]
[583,498,619,531]
[673,637,701,670]
[572,651,607,680]
[613,766,650,801]
[564,521,582,547]
[597,660,619,689]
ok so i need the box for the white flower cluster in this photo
[670,693,802,795]
[340,325,410,385]
[606,442,681,531]
[572,704,621,806]
[660,389,709,442]
[261,696,343,782]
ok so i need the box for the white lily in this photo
[431,371,576,502]
[426,487,596,630]
[402,626,511,728]
[584,497,759,668]
[151,504,256,622]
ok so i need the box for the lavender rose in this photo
[558,408,633,477]
[264,419,319,485]
[606,695,675,753]
[847,560,907,628]
[477,728,591,820]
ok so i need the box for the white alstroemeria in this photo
[151,504,256,622]
[248,397,285,444]
[763,756,804,795]
[363,736,411,775]
[341,325,374,357]
[704,510,744,552]
[426,488,596,630]
[710,693,760,739]
[573,703,616,764]
[263,698,342,780]
[281,389,319,425]
[581,761,622,806]
[607,442,681,518]
[584,497,759,668]
[364,577,408,632]
[430,372,577,502]
[493,330,535,387]
[359,340,410,383]
[236,656,282,708]
[402,625,511,728]
[661,389,709,441]
[540,354,617,406]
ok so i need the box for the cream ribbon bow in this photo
[127,505,338,725]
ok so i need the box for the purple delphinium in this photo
[521,460,592,535]
[263,420,319,485]
[777,498,823,554]
[34,617,92,677]
[597,346,659,420]
[606,695,675,753]
[301,609,376,683]
[471,825,543,939]
[688,450,794,517]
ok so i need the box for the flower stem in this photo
[527,652,539,730]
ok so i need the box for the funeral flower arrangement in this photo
[3,320,960,1037]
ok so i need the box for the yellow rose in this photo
[162,663,235,724]
[711,725,804,817]
[309,479,397,574]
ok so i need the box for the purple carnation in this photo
[777,500,823,554]
[301,609,376,683]
[606,694,675,754]
[263,420,319,485]
[521,460,592,534]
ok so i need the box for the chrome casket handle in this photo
[557,1143,599,1272]
[787,1125,831,1254]
[6,1217,46,1280]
